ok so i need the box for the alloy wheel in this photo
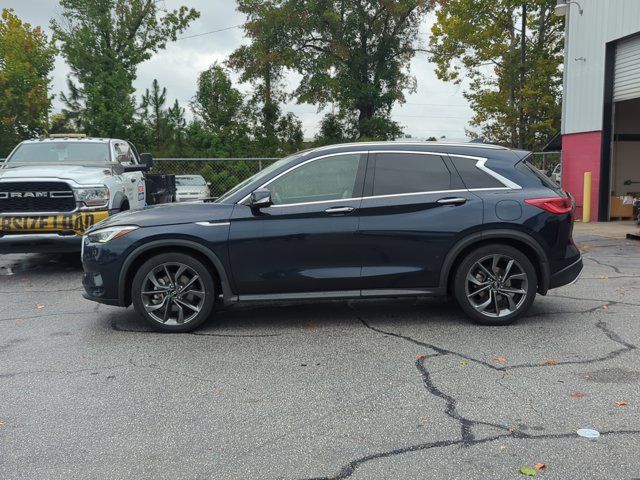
[464,254,529,318]
[140,262,206,326]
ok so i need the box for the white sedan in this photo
[175,175,210,202]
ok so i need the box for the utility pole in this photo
[518,1,527,149]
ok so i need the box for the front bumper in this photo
[0,233,83,254]
[1,210,110,235]
[549,257,583,289]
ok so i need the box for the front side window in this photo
[113,142,134,164]
[372,153,451,196]
[267,153,362,206]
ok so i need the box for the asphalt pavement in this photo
[0,233,639,479]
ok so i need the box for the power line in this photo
[176,24,242,41]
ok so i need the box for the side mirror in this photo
[140,152,153,170]
[250,188,272,209]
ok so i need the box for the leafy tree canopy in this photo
[51,0,199,137]
[429,0,563,150]
[0,9,56,155]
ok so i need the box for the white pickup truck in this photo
[0,136,153,253]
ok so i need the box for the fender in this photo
[439,229,550,294]
[117,239,234,306]
[109,191,128,215]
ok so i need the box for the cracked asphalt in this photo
[1,233,639,479]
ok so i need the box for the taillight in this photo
[525,196,573,214]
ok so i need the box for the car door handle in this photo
[437,197,467,206]
[324,206,355,215]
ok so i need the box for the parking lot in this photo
[1,230,639,479]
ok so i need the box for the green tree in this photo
[235,0,430,140]
[51,0,198,138]
[429,0,563,150]
[0,9,56,155]
[191,63,245,136]
[314,112,347,145]
[228,0,294,155]
[140,79,168,149]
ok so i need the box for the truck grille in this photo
[0,182,76,214]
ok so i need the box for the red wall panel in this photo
[561,131,602,222]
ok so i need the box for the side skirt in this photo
[233,288,443,303]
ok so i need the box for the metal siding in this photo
[562,0,640,134]
[613,35,640,101]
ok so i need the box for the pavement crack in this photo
[305,430,640,480]
[584,256,623,274]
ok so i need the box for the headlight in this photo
[74,187,109,206]
[86,225,138,243]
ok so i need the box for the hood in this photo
[87,202,234,231]
[0,164,113,185]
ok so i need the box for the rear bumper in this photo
[0,233,82,253]
[549,257,583,289]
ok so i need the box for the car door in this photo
[228,151,367,296]
[112,141,145,209]
[357,150,484,292]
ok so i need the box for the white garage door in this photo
[614,35,640,102]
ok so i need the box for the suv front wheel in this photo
[131,252,216,332]
[454,244,537,326]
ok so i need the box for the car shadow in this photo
[106,295,569,335]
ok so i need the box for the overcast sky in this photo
[5,0,474,140]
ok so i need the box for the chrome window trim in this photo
[461,156,523,190]
[236,150,521,208]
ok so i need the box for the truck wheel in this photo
[131,252,216,332]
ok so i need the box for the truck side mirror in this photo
[140,153,153,171]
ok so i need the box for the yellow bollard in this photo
[582,171,592,223]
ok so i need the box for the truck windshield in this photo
[7,143,111,163]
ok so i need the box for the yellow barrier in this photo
[582,171,592,223]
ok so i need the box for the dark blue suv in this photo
[81,142,582,332]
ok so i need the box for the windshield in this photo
[7,142,111,164]
[215,154,301,203]
[176,176,206,186]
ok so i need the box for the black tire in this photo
[453,244,537,326]
[131,252,216,332]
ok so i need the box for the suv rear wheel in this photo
[131,252,216,332]
[454,244,537,325]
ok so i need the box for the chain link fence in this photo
[152,158,278,197]
[1,150,563,196]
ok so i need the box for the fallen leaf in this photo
[615,401,628,407]
[495,356,506,363]
[519,466,537,476]
[0,421,4,427]
[35,304,45,309]
[15,317,24,325]
[570,391,585,398]
[543,358,558,366]
[419,417,428,425]
[535,463,546,470]
[602,305,609,310]
[459,360,468,366]
[207,447,213,452]
[416,354,426,360]
[303,321,316,328]
[499,444,507,450]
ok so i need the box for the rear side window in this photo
[450,156,505,189]
[516,159,562,192]
[372,153,451,196]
